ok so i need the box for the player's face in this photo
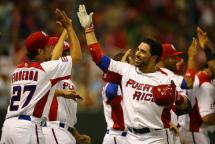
[164,57,177,72]
[176,58,184,74]
[208,59,215,78]
[134,42,151,66]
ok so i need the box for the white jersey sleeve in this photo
[104,59,135,84]
[108,59,132,75]
[198,82,215,117]
[42,56,72,83]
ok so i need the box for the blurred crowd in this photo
[0,0,215,111]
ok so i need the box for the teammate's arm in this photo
[71,128,91,144]
[55,9,82,64]
[103,83,119,101]
[55,89,82,100]
[181,38,197,89]
[51,29,67,60]
[77,5,108,72]
[182,27,213,89]
[77,4,127,80]
[175,83,191,114]
[202,113,215,125]
[169,121,179,136]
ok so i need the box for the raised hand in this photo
[121,49,134,64]
[77,4,94,29]
[188,37,197,58]
[197,26,208,49]
[55,9,72,29]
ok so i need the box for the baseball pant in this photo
[43,125,75,144]
[102,129,128,144]
[179,127,210,144]
[1,117,45,144]
[126,129,174,144]
[167,129,181,144]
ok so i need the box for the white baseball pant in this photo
[126,129,174,144]
[42,122,75,144]
[179,127,210,144]
[1,116,45,144]
[102,129,128,144]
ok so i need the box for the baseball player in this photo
[157,39,198,144]
[102,51,133,144]
[178,27,215,144]
[1,9,82,144]
[158,43,184,144]
[42,36,91,144]
[179,71,215,144]
[77,5,190,144]
[102,83,127,144]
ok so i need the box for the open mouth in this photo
[135,56,141,63]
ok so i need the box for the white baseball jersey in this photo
[179,72,215,132]
[160,68,184,89]
[48,79,77,127]
[178,73,214,144]
[104,60,184,129]
[6,56,72,119]
[102,83,125,130]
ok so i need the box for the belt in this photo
[18,115,46,126]
[43,121,74,133]
[106,129,127,137]
[59,122,74,133]
[128,127,160,134]
[18,115,31,121]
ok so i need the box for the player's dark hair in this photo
[142,38,163,63]
[62,49,70,57]
[26,51,38,59]
[113,52,125,61]
[205,47,215,61]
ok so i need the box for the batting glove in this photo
[77,4,94,29]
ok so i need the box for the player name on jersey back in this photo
[12,70,38,83]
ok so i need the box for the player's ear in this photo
[151,55,158,63]
[38,48,44,55]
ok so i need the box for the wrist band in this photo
[85,24,94,33]
[185,68,196,79]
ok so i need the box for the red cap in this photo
[46,37,70,51]
[161,43,183,60]
[25,31,49,52]
[63,41,70,51]
[46,37,59,47]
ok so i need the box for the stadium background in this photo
[0,0,214,143]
